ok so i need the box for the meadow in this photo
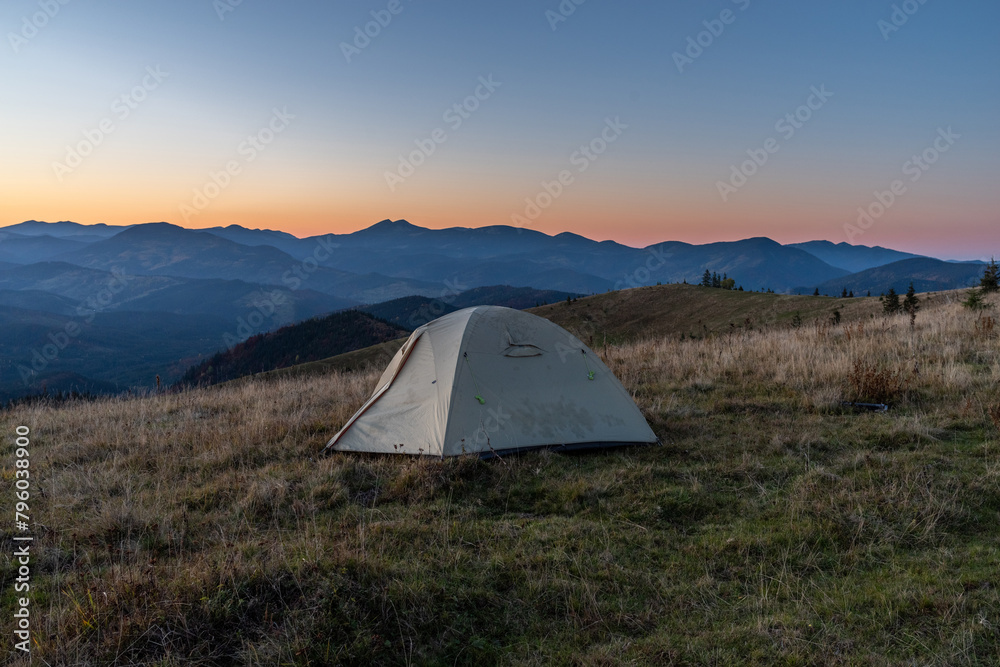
[2,287,998,665]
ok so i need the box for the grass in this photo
[529,283,893,347]
[1,288,998,665]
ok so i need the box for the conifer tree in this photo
[903,282,920,326]
[701,269,712,287]
[883,287,901,315]
[962,289,991,311]
[981,257,999,293]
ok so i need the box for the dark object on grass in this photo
[841,401,889,413]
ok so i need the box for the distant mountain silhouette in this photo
[53,222,304,281]
[0,261,182,303]
[789,240,922,273]
[0,232,91,264]
[3,219,952,296]
[3,220,129,240]
[632,237,849,291]
[0,259,355,330]
[358,285,580,329]
[810,257,986,295]
[0,289,79,315]
[280,221,850,293]
[44,222,440,301]
[196,224,312,258]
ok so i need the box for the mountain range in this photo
[0,219,989,402]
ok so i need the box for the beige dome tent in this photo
[324,306,657,457]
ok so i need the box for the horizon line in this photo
[2,218,994,263]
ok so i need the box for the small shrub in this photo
[974,315,997,339]
[989,404,1000,433]
[962,289,992,311]
[847,358,910,403]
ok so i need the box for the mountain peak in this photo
[112,222,189,239]
[362,219,421,233]
[727,236,783,249]
[1,220,131,240]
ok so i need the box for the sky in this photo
[1,0,997,259]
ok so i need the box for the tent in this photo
[324,306,657,457]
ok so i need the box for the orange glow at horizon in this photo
[2,182,995,259]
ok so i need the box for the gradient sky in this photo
[1,0,997,259]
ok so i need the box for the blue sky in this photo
[1,0,997,258]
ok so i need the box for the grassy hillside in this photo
[529,283,894,346]
[2,289,998,664]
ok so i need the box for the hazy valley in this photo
[0,220,987,403]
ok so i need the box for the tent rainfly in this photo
[324,306,657,457]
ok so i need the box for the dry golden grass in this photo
[530,283,890,346]
[605,294,998,420]
[1,288,998,665]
